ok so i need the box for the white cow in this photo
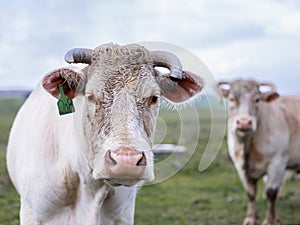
[219,79,300,225]
[7,43,204,225]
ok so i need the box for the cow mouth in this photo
[235,128,254,138]
[91,170,146,187]
[236,127,253,132]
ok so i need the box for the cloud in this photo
[198,35,300,94]
[0,0,299,94]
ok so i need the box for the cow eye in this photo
[86,94,97,104]
[148,96,159,107]
[87,95,94,101]
[254,97,260,103]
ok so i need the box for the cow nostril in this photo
[136,152,147,166]
[248,120,252,125]
[107,150,117,165]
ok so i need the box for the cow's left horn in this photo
[151,51,182,81]
[258,82,276,92]
[64,48,93,64]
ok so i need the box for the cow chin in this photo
[92,167,154,187]
[104,178,144,187]
[93,173,153,187]
[235,128,255,139]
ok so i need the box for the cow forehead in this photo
[85,44,158,95]
[86,64,158,95]
[230,80,259,97]
[92,43,153,66]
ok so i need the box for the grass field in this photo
[0,98,300,225]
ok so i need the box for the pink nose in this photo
[105,147,146,179]
[236,117,252,130]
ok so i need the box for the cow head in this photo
[218,79,279,139]
[42,43,204,186]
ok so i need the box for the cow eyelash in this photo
[148,96,159,107]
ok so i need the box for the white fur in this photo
[7,84,141,225]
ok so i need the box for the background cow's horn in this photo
[151,51,183,81]
[64,48,93,64]
[218,81,232,87]
[258,82,276,92]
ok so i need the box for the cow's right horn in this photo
[151,51,183,82]
[64,48,93,64]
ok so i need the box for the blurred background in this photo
[1,0,300,94]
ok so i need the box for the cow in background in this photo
[218,79,300,225]
[7,43,204,225]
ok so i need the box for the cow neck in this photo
[240,137,256,181]
[235,135,253,173]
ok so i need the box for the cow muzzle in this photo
[236,117,253,131]
[234,115,256,137]
[104,147,147,181]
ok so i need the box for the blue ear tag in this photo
[57,84,75,115]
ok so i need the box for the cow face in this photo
[218,79,279,139]
[42,43,204,186]
[83,56,160,186]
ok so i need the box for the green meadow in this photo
[0,98,299,225]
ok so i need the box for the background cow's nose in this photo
[105,147,147,179]
[236,117,252,129]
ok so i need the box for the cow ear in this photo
[42,68,86,99]
[261,91,280,102]
[157,71,204,103]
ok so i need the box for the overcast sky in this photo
[1,0,299,94]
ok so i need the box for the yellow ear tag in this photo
[57,84,75,115]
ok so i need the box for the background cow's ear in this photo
[42,68,86,99]
[217,82,231,98]
[261,91,280,102]
[157,71,204,103]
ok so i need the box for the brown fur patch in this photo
[63,168,80,206]
[249,142,262,162]
[234,149,242,160]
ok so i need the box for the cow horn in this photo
[64,48,93,64]
[218,81,232,87]
[258,82,276,92]
[151,51,182,81]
